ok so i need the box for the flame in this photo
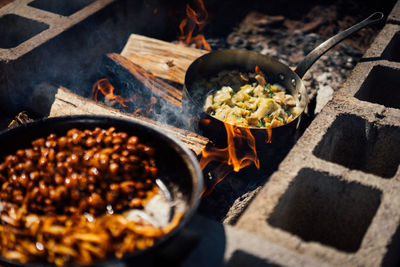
[178,0,211,51]
[200,122,260,196]
[91,78,127,107]
[266,127,272,143]
[91,78,158,116]
[255,65,262,74]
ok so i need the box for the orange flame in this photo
[178,0,211,51]
[91,78,158,116]
[200,122,260,196]
[266,127,272,143]
[91,78,127,107]
[255,65,262,74]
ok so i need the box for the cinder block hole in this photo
[226,250,282,267]
[0,14,49,49]
[28,0,96,16]
[382,31,400,62]
[313,114,400,178]
[268,168,381,252]
[355,66,400,109]
[382,223,400,266]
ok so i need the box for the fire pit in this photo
[0,0,400,266]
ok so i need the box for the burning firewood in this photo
[102,53,183,108]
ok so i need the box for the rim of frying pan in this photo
[184,49,308,130]
[0,115,204,267]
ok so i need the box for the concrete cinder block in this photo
[388,0,400,24]
[0,0,115,61]
[0,0,116,115]
[180,215,331,267]
[237,14,400,266]
[335,24,400,98]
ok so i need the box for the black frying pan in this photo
[0,115,203,266]
[184,12,384,146]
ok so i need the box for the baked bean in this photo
[88,184,95,193]
[38,181,48,197]
[65,174,78,189]
[24,160,34,172]
[87,193,104,209]
[127,136,138,146]
[121,150,129,157]
[44,198,52,206]
[106,191,115,203]
[84,129,93,136]
[29,171,39,181]
[32,138,45,147]
[45,140,57,148]
[38,157,47,167]
[10,174,17,182]
[142,146,155,156]
[120,181,135,195]
[15,162,24,171]
[56,186,67,198]
[48,133,57,140]
[16,149,25,158]
[19,173,28,187]
[49,188,59,202]
[104,135,112,145]
[54,174,63,185]
[149,167,158,177]
[57,136,68,148]
[119,132,128,140]
[112,136,122,145]
[25,149,35,160]
[85,137,96,147]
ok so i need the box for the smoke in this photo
[0,0,178,116]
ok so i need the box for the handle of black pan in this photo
[294,12,384,78]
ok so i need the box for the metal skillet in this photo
[0,115,203,266]
[184,12,384,147]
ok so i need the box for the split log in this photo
[120,34,208,85]
[102,53,182,107]
[30,83,209,156]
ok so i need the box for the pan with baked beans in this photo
[0,115,203,266]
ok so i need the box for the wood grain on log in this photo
[45,86,208,155]
[103,53,182,107]
[120,34,208,85]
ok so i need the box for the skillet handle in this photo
[294,12,384,78]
